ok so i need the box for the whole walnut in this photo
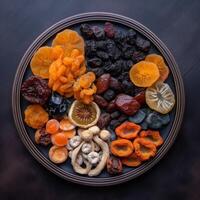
[107,156,123,175]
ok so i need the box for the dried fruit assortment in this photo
[21,22,176,177]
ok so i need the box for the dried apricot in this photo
[52,29,84,56]
[51,132,68,146]
[30,46,63,79]
[61,129,76,139]
[145,54,170,81]
[59,118,75,131]
[121,152,142,167]
[110,139,134,157]
[46,119,60,134]
[129,61,160,87]
[24,104,49,129]
[133,138,156,161]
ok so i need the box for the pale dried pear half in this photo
[68,100,100,128]
[145,81,175,114]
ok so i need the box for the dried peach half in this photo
[129,61,160,87]
[145,54,170,81]
[52,29,84,57]
[30,46,63,79]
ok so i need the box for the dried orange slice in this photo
[145,81,175,114]
[129,61,160,87]
[145,54,170,81]
[52,29,84,56]
[30,46,63,79]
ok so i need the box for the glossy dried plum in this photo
[107,155,122,175]
[96,73,111,94]
[160,114,170,125]
[103,89,116,101]
[21,76,51,105]
[128,109,146,124]
[87,57,102,68]
[126,29,137,45]
[136,37,151,52]
[145,112,163,129]
[92,26,105,40]
[96,51,109,61]
[104,22,115,38]
[110,77,122,92]
[115,94,140,115]
[94,94,108,108]
[121,80,135,96]
[106,100,117,113]
[47,92,70,117]
[97,113,111,129]
[110,119,121,130]
[118,114,128,123]
[80,24,94,39]
[134,91,146,106]
[110,111,121,119]
[89,68,104,77]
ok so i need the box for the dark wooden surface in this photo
[1,0,200,199]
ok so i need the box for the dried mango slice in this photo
[30,46,63,79]
[52,29,84,56]
[24,104,49,129]
[145,54,170,81]
[145,81,175,114]
[129,61,160,87]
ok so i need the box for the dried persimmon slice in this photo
[30,46,63,79]
[52,29,84,56]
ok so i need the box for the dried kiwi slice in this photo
[68,100,100,128]
[145,81,175,114]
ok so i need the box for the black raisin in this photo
[96,40,107,50]
[110,120,121,130]
[104,22,115,38]
[87,57,102,68]
[85,40,97,57]
[80,24,94,39]
[89,68,104,77]
[126,29,137,45]
[97,51,109,61]
[132,51,145,63]
[136,37,151,52]
[92,26,105,40]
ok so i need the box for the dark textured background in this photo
[1,0,200,199]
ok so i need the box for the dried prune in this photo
[87,57,102,68]
[47,92,70,117]
[96,73,111,94]
[94,94,108,108]
[115,94,140,115]
[121,80,135,96]
[106,100,117,113]
[110,119,121,130]
[89,68,104,77]
[129,109,146,124]
[118,114,128,123]
[21,76,51,105]
[104,22,115,38]
[103,89,116,101]
[126,29,136,45]
[132,51,145,63]
[92,26,105,40]
[107,156,122,175]
[111,111,121,119]
[145,112,163,129]
[35,127,51,146]
[80,24,94,39]
[136,37,151,52]
[97,113,111,129]
[110,77,122,92]
[97,51,109,61]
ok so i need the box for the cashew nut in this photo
[77,154,83,165]
[88,126,100,135]
[87,151,100,165]
[88,135,109,176]
[77,128,86,136]
[80,130,93,141]
[71,141,92,175]
[69,136,82,148]
[100,130,111,141]
[68,150,73,158]
[93,142,100,152]
[81,143,92,154]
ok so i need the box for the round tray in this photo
[12,12,185,186]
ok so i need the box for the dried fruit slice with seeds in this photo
[68,100,100,128]
[145,81,175,114]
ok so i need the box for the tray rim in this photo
[12,12,185,186]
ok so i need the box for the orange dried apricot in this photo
[46,119,60,134]
[110,139,134,157]
[115,121,141,139]
[121,152,142,167]
[133,138,157,161]
[129,61,160,87]
[24,104,49,129]
[145,54,170,81]
[59,118,75,131]
[51,132,68,146]
[30,46,63,79]
[52,29,84,57]
[140,130,163,147]
[61,129,76,139]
